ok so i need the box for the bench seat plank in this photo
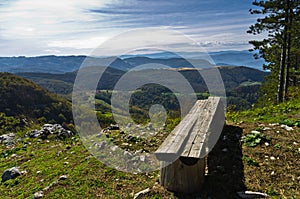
[182,97,224,158]
[155,97,224,161]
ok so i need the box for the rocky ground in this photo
[0,121,299,198]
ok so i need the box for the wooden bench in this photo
[155,97,225,194]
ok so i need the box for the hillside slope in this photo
[0,73,72,124]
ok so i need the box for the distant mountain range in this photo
[17,65,267,94]
[0,50,265,74]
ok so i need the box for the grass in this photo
[226,94,300,198]
[0,135,165,199]
[1,93,300,198]
[1,119,299,198]
[235,122,300,199]
[226,96,300,123]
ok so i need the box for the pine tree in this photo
[248,0,300,103]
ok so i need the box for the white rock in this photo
[59,175,67,180]
[110,145,118,151]
[281,124,294,131]
[264,142,270,147]
[270,156,276,160]
[11,154,17,158]
[293,142,298,145]
[237,191,268,198]
[33,191,43,199]
[271,171,275,175]
[269,123,279,126]
[140,156,146,162]
[133,188,150,199]
[124,151,132,157]
[251,130,261,134]
[1,167,21,182]
[263,127,271,131]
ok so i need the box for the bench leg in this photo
[160,157,206,194]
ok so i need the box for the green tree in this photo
[248,0,300,103]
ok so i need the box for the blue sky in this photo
[0,0,263,56]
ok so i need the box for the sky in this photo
[0,0,264,56]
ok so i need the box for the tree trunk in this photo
[277,2,290,103]
[278,46,286,103]
[284,2,293,100]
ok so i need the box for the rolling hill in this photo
[0,73,72,124]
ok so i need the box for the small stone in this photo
[293,142,298,145]
[1,167,21,182]
[59,175,67,180]
[37,171,41,174]
[140,156,146,162]
[21,170,27,175]
[251,130,261,134]
[107,124,119,130]
[110,145,118,151]
[298,148,300,153]
[263,127,271,131]
[0,133,16,144]
[276,131,280,133]
[222,135,227,141]
[63,162,69,165]
[222,148,228,152]
[133,188,150,199]
[237,191,268,198]
[264,142,270,147]
[124,151,132,157]
[281,124,294,131]
[270,156,276,161]
[269,123,279,126]
[271,171,275,175]
[11,154,17,158]
[33,191,44,199]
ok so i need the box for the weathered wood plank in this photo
[197,97,225,158]
[155,100,203,161]
[180,100,210,157]
[160,158,206,194]
[155,97,224,160]
[185,97,224,158]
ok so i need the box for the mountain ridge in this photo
[0,50,265,73]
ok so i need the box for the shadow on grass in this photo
[175,125,246,199]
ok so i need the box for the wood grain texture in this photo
[155,97,224,160]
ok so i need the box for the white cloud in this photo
[0,0,260,56]
[0,0,112,39]
[48,36,110,49]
